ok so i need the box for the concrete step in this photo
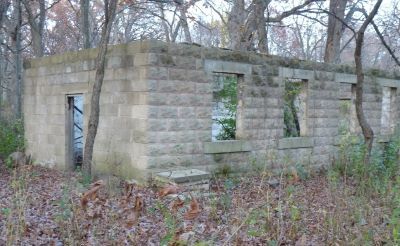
[156,169,211,191]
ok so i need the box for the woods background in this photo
[1,0,400,120]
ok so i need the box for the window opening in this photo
[381,87,397,134]
[338,83,357,135]
[67,95,83,169]
[212,73,238,141]
[283,78,308,138]
[338,99,352,135]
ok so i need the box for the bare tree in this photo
[0,1,9,26]
[176,0,192,42]
[9,0,23,118]
[82,0,117,176]
[224,0,323,52]
[23,0,46,57]
[354,0,382,165]
[254,0,268,53]
[0,1,10,118]
[152,0,196,43]
[227,0,249,50]
[324,0,347,63]
[80,0,90,49]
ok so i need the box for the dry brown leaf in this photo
[134,195,144,211]
[158,185,180,198]
[125,182,135,198]
[173,227,184,242]
[80,180,105,209]
[184,195,200,220]
[120,182,134,208]
[125,207,140,228]
[171,197,184,213]
[125,195,144,228]
[290,168,299,183]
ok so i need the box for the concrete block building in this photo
[23,40,400,178]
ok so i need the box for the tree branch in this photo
[357,7,400,67]
[266,0,324,23]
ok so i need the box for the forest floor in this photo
[0,164,397,245]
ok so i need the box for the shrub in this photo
[0,119,25,159]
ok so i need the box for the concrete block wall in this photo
[139,41,400,174]
[23,40,400,178]
[24,43,149,175]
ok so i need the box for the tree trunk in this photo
[0,1,9,116]
[158,3,171,42]
[11,0,23,119]
[178,3,191,42]
[80,0,91,49]
[82,0,117,176]
[324,0,347,63]
[254,0,268,53]
[227,0,246,50]
[354,0,382,165]
[0,1,9,26]
[23,0,46,57]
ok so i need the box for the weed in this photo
[215,164,232,177]
[55,185,72,222]
[157,201,180,245]
[5,169,29,246]
[5,157,13,170]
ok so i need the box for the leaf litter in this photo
[0,164,395,245]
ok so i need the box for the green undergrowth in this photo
[0,119,25,159]
[328,131,400,244]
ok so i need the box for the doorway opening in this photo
[66,95,83,170]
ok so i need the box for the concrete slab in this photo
[156,169,210,183]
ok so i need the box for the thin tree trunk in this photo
[178,3,191,42]
[82,0,117,176]
[11,0,23,119]
[354,0,382,165]
[324,0,347,63]
[158,3,171,42]
[0,1,9,117]
[80,0,90,49]
[23,0,46,57]
[0,1,9,25]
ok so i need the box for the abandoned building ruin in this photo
[23,40,400,179]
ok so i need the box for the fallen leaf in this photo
[134,195,144,212]
[125,207,140,228]
[124,181,135,198]
[171,197,184,213]
[184,195,200,220]
[290,167,299,183]
[173,227,185,242]
[125,195,144,228]
[158,185,180,198]
[80,180,104,209]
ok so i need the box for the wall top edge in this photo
[23,40,400,80]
